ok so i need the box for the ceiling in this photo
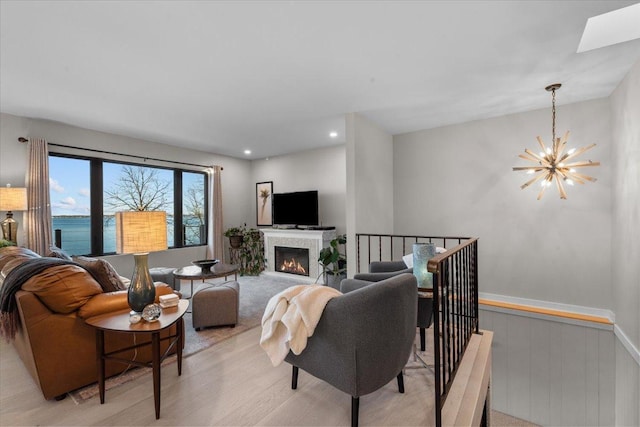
[1,1,639,160]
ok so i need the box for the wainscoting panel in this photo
[615,339,640,426]
[480,309,615,426]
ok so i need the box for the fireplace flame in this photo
[280,258,307,275]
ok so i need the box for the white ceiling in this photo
[1,1,639,160]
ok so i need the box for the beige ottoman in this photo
[192,280,239,330]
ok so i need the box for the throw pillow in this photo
[47,245,72,261]
[72,256,127,293]
[21,264,103,313]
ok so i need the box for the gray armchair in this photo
[284,273,417,427]
[354,261,434,352]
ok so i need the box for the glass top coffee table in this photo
[173,263,240,298]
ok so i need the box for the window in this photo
[49,156,92,256]
[183,171,206,246]
[49,154,207,256]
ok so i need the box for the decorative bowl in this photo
[192,259,219,272]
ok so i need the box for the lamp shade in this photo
[115,211,168,254]
[0,186,28,211]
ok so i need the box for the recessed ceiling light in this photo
[329,131,338,138]
[577,3,640,53]
[244,149,252,155]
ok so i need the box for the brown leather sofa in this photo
[0,247,181,400]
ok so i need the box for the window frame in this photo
[49,152,208,256]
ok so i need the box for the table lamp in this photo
[413,243,436,289]
[115,211,168,313]
[0,184,28,245]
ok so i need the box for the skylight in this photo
[577,3,640,53]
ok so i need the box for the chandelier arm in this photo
[513,166,545,171]
[554,133,569,158]
[524,148,548,163]
[557,169,584,185]
[536,136,548,152]
[562,143,597,163]
[537,184,548,200]
[520,172,547,189]
[569,172,598,183]
[555,174,567,199]
[518,153,543,163]
[564,161,601,168]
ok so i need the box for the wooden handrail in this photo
[479,299,613,325]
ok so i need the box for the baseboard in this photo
[614,324,640,367]
[479,292,614,330]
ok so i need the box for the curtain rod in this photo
[17,137,222,170]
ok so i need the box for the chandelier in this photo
[513,84,600,200]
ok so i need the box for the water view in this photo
[52,215,203,256]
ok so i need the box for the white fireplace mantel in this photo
[261,228,336,283]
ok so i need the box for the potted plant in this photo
[239,227,265,275]
[224,226,245,248]
[0,239,17,249]
[317,234,347,288]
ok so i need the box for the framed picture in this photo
[256,181,273,226]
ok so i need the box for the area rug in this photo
[181,274,304,356]
[68,273,304,404]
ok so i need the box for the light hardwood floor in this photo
[0,327,436,426]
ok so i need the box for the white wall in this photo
[250,145,346,233]
[393,99,612,310]
[0,112,252,270]
[345,113,394,277]
[610,59,640,426]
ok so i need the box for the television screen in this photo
[272,190,319,226]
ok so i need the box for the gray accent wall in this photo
[393,98,612,310]
[610,59,640,426]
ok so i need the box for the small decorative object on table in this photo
[192,259,219,272]
[142,303,162,322]
[129,312,142,324]
[159,293,179,308]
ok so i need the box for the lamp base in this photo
[1,212,18,245]
[128,253,156,313]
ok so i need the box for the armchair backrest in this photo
[285,273,417,397]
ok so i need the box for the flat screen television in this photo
[272,190,319,226]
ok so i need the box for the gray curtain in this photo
[25,138,53,255]
[206,165,224,261]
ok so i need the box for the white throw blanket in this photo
[260,284,342,366]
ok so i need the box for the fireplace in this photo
[262,228,336,283]
[275,246,310,277]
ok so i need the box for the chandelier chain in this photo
[551,88,556,143]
